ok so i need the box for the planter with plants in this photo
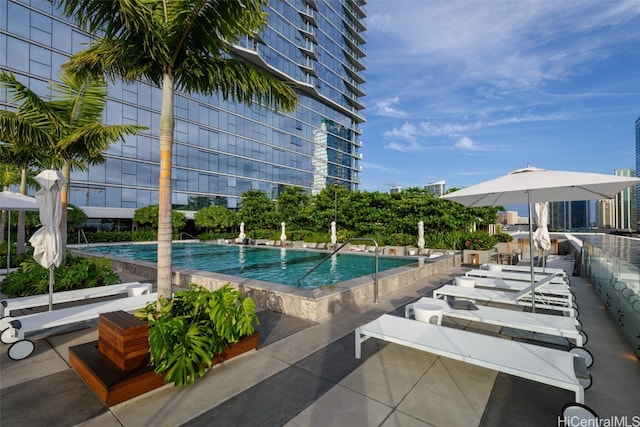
[135,283,260,387]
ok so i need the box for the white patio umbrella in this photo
[0,191,39,274]
[418,221,425,254]
[280,222,286,243]
[533,202,551,255]
[239,222,246,240]
[441,166,640,311]
[331,221,337,245]
[29,170,66,311]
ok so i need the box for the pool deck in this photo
[2,266,639,426]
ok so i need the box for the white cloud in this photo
[372,97,406,117]
[455,136,477,150]
[366,1,640,98]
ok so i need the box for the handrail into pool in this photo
[297,238,380,303]
[180,232,199,240]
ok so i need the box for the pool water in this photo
[82,242,416,289]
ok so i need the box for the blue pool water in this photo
[82,243,416,289]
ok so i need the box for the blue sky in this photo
[359,1,640,202]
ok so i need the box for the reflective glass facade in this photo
[614,169,636,230]
[636,116,640,230]
[0,0,366,214]
[550,200,591,231]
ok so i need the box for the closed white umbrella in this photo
[0,191,39,274]
[239,222,246,240]
[441,166,640,311]
[331,221,337,245]
[533,202,551,253]
[280,222,286,243]
[29,170,65,311]
[418,221,425,254]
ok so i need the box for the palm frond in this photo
[178,57,298,112]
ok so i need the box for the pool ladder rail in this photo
[180,232,199,240]
[296,238,380,303]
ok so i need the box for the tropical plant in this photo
[463,231,499,250]
[238,190,277,230]
[66,204,88,230]
[495,232,513,242]
[194,205,237,234]
[46,72,145,256]
[1,254,119,297]
[133,205,186,232]
[0,72,52,254]
[135,283,259,387]
[0,71,144,258]
[275,186,311,227]
[58,0,298,300]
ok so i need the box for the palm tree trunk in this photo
[157,72,175,300]
[60,162,71,258]
[17,168,28,254]
[0,211,5,243]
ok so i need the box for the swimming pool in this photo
[80,242,416,289]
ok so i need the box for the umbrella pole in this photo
[527,193,535,313]
[49,266,54,311]
[6,212,10,274]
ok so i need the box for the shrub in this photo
[463,231,498,250]
[495,232,513,242]
[2,254,119,297]
[135,284,259,387]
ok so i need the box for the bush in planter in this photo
[463,231,498,250]
[135,284,259,387]
[2,255,119,297]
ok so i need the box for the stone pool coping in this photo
[70,243,461,321]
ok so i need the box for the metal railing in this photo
[180,232,199,240]
[297,238,380,303]
[77,229,89,246]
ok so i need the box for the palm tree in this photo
[1,71,144,256]
[0,71,55,254]
[46,72,145,255]
[57,0,298,300]
[0,159,22,244]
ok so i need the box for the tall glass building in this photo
[614,168,636,230]
[0,0,366,223]
[635,116,640,230]
[549,200,591,231]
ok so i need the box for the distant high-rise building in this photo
[389,186,403,194]
[425,180,446,197]
[636,116,640,230]
[549,200,591,230]
[614,169,636,230]
[1,0,366,220]
[596,199,615,228]
[497,211,518,225]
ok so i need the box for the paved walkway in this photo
[2,268,639,426]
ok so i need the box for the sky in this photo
[358,0,640,206]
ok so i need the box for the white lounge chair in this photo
[433,275,577,317]
[466,269,569,284]
[458,275,573,296]
[0,282,151,317]
[480,263,568,278]
[1,292,158,361]
[354,314,590,403]
[405,297,586,348]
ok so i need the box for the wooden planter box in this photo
[69,311,260,406]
